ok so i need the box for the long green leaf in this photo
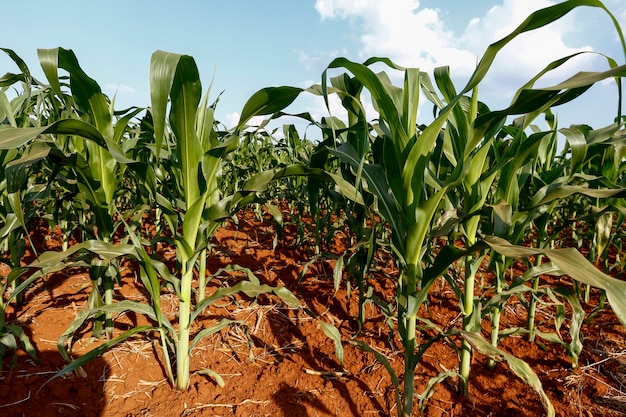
[41,325,155,394]
[150,50,182,161]
[330,142,406,249]
[238,86,303,129]
[319,320,344,364]
[326,58,408,148]
[485,236,626,327]
[190,319,239,351]
[462,331,555,417]
[0,120,106,149]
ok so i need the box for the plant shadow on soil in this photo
[257,307,388,417]
[1,261,109,417]
[1,349,108,417]
[2,213,626,416]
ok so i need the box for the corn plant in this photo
[0,4,624,415]
[0,313,35,372]
[35,51,305,391]
[0,51,50,363]
[0,48,152,338]
[570,123,626,276]
[0,266,37,370]
[127,50,302,390]
[0,49,48,302]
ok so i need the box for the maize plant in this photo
[0,47,154,338]
[105,50,303,390]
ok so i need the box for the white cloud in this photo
[313,0,604,106]
[315,0,374,20]
[296,49,322,71]
[296,48,350,73]
[461,0,596,93]
[309,94,349,121]
[314,0,475,75]
[224,112,265,129]
[225,112,240,128]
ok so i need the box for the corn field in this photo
[2,2,626,416]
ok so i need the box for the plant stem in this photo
[197,247,207,304]
[103,267,114,339]
[584,283,591,303]
[402,312,416,417]
[176,259,195,390]
[88,280,104,337]
[9,232,23,306]
[527,277,540,342]
[102,237,114,339]
[459,253,478,395]
[487,260,505,369]
[527,254,543,342]
[398,265,420,417]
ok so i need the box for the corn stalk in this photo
[149,50,304,390]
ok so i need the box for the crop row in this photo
[1,2,626,416]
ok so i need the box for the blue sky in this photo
[2,0,626,134]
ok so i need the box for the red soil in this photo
[1,209,625,416]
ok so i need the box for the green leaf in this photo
[150,50,182,161]
[180,194,208,260]
[484,236,626,328]
[272,286,302,308]
[42,325,155,394]
[325,57,408,148]
[190,319,238,351]
[330,142,405,248]
[36,48,61,97]
[333,254,345,295]
[28,240,137,269]
[559,126,587,173]
[350,339,400,409]
[554,288,584,367]
[0,90,16,127]
[464,1,625,97]
[238,86,303,129]
[527,184,623,210]
[57,307,96,362]
[191,272,299,322]
[170,55,203,207]
[98,300,163,324]
[1,48,31,82]
[418,370,457,413]
[319,320,343,364]
[462,331,555,417]
[6,141,52,193]
[0,120,106,149]
[198,368,225,387]
[42,48,113,137]
[0,331,16,349]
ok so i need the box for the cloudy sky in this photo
[1,0,625,133]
